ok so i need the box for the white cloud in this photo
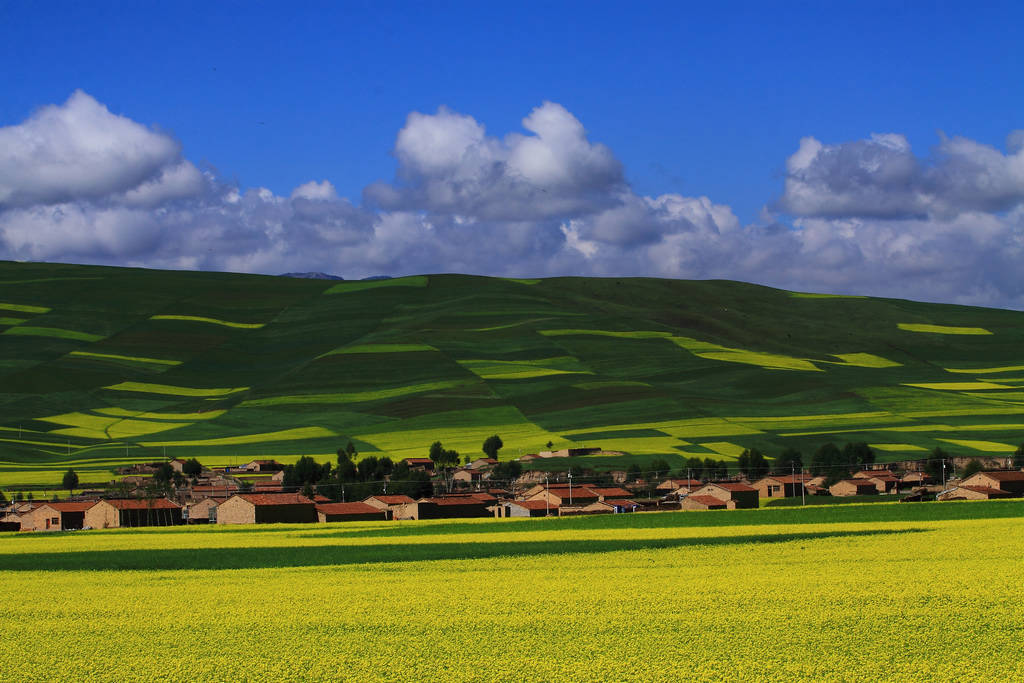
[0,91,183,208]
[2,91,1024,309]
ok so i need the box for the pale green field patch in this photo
[458,357,592,380]
[670,336,820,371]
[539,329,673,339]
[827,353,902,368]
[69,350,182,366]
[320,343,437,356]
[698,441,746,457]
[0,317,27,325]
[0,302,51,313]
[241,380,472,407]
[898,323,992,335]
[944,364,1024,374]
[141,426,335,447]
[3,326,102,342]
[903,382,1013,391]
[150,314,265,329]
[572,380,651,390]
[869,443,928,452]
[504,278,540,285]
[936,438,1017,453]
[104,382,249,397]
[789,292,866,299]
[325,275,428,294]
[53,421,192,440]
[94,408,227,421]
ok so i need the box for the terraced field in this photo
[2,260,1024,489]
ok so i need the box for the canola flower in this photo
[0,506,1021,681]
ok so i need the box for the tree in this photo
[925,447,950,480]
[960,459,984,479]
[182,458,203,479]
[153,462,174,490]
[545,440,554,450]
[843,442,875,467]
[650,458,671,479]
[810,443,842,479]
[428,441,459,469]
[1014,443,1024,469]
[774,447,803,472]
[492,460,522,482]
[62,468,79,494]
[482,435,503,458]
[737,448,769,479]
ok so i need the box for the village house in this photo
[959,470,1024,495]
[525,484,601,506]
[316,502,388,523]
[937,485,1015,501]
[363,495,417,518]
[656,478,703,492]
[408,497,493,520]
[504,500,555,517]
[216,493,317,525]
[587,486,637,500]
[852,470,900,494]
[244,459,284,473]
[901,471,933,487]
[186,497,224,524]
[752,474,812,498]
[681,495,729,511]
[466,457,498,470]
[24,501,95,531]
[829,479,878,497]
[582,499,642,514]
[400,457,435,473]
[168,458,188,473]
[453,468,490,485]
[84,498,183,529]
[688,482,759,509]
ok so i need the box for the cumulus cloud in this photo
[2,91,1024,309]
[364,102,624,221]
[779,131,1024,219]
[0,91,183,208]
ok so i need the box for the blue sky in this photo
[1,1,1023,307]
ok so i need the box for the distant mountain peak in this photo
[279,272,345,280]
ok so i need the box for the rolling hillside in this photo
[2,260,1024,486]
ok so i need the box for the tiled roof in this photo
[422,497,488,506]
[39,501,96,512]
[316,502,381,515]
[589,487,634,497]
[688,496,728,507]
[236,493,314,506]
[367,495,416,505]
[711,483,756,492]
[973,470,1024,481]
[101,498,181,510]
[957,485,1012,496]
[510,500,556,510]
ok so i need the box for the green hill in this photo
[2,260,1024,486]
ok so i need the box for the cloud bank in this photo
[1,91,1023,309]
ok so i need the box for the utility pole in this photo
[568,471,573,506]
[545,475,549,516]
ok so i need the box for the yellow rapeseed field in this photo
[1,505,1021,681]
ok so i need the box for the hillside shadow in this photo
[0,527,924,572]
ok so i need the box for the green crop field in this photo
[0,500,1021,680]
[2,260,1024,489]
